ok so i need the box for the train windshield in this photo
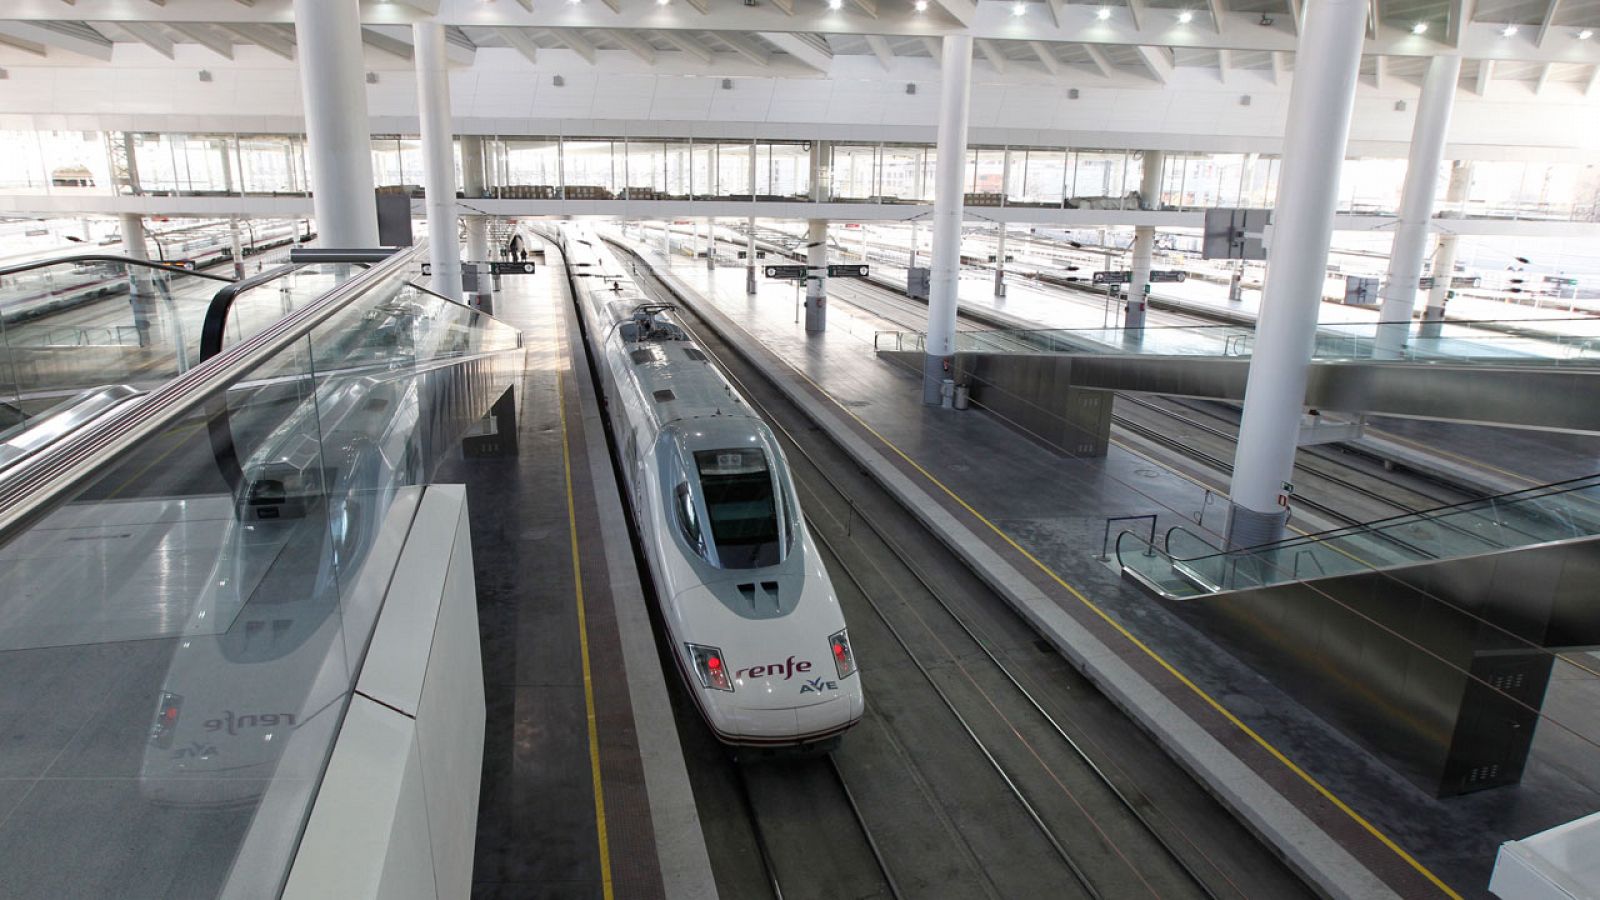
[693,448,782,569]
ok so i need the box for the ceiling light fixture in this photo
[1014,1,1028,15]
[1096,6,1111,19]
[1411,21,1428,33]
[914,0,928,9]
[1579,28,1594,39]
[827,0,842,9]
[1501,23,1518,36]
[1177,9,1193,22]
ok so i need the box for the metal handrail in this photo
[0,253,235,283]
[200,263,302,362]
[0,245,421,544]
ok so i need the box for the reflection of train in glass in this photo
[557,224,863,748]
[135,287,497,807]
[139,367,423,808]
[49,165,95,188]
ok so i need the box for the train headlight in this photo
[829,630,857,679]
[686,643,734,692]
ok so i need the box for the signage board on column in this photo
[827,264,870,278]
[763,264,807,279]
[1201,208,1270,260]
[737,250,768,260]
[1343,275,1380,306]
[490,260,536,275]
[1092,270,1132,285]
[1149,270,1188,283]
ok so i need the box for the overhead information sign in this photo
[1092,270,1132,285]
[1149,270,1187,283]
[491,261,536,275]
[828,264,869,278]
[763,265,807,279]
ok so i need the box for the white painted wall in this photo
[0,44,1596,161]
[282,484,484,900]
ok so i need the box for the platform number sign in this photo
[763,265,807,279]
[491,261,536,275]
[1092,270,1132,285]
[827,264,870,278]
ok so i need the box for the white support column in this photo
[1128,150,1165,331]
[909,221,920,268]
[993,223,1007,298]
[661,219,672,259]
[228,216,245,279]
[805,219,828,332]
[747,150,759,294]
[1226,0,1367,548]
[414,22,462,302]
[746,216,758,295]
[1374,54,1462,357]
[924,34,974,405]
[120,212,157,347]
[461,135,491,265]
[706,217,716,269]
[292,0,379,248]
[120,212,148,264]
[1422,161,1472,337]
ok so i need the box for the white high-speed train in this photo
[556,224,863,748]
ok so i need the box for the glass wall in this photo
[879,144,929,204]
[370,135,424,192]
[755,142,809,199]
[563,139,622,199]
[830,144,878,202]
[1068,150,1134,208]
[501,137,560,198]
[1006,149,1067,207]
[237,135,308,195]
[6,128,1590,223]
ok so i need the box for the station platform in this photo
[612,232,1599,900]
[434,244,715,899]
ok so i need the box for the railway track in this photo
[1115,394,1471,527]
[615,239,1315,900]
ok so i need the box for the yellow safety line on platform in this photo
[558,371,615,900]
[781,365,1463,900]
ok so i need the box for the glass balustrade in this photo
[0,254,522,898]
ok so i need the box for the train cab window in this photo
[694,449,781,569]
[675,482,705,557]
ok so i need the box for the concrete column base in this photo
[1226,503,1290,550]
[922,353,953,406]
[746,267,757,295]
[804,289,826,332]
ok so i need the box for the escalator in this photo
[1113,476,1600,798]
[0,244,524,898]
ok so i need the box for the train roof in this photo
[625,334,762,430]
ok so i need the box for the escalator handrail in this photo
[0,245,422,543]
[0,253,235,283]
[200,263,303,362]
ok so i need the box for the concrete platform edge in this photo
[561,259,720,900]
[620,239,1402,900]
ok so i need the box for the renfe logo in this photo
[204,710,298,737]
[736,656,812,681]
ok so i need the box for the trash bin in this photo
[953,384,971,410]
[940,378,955,409]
